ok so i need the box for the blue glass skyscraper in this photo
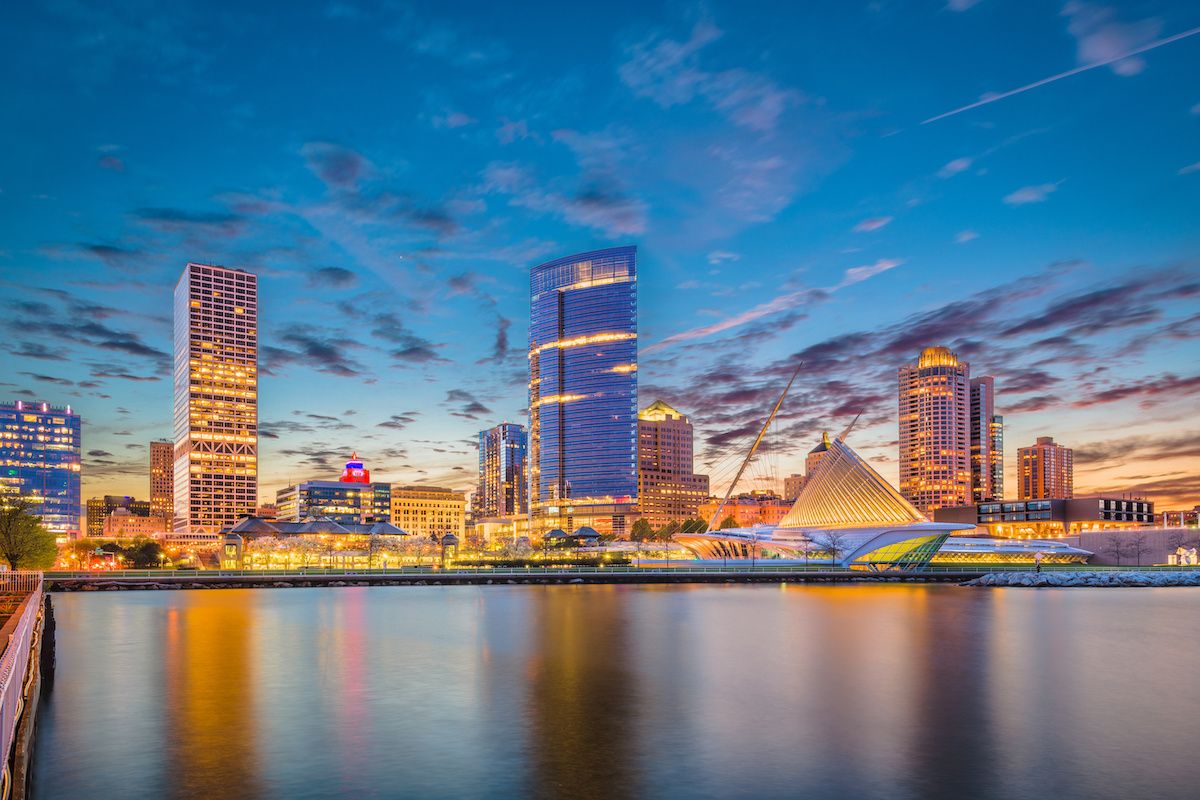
[528,246,638,537]
[1,400,82,538]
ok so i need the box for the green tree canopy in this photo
[718,516,739,530]
[0,498,59,570]
[679,518,708,533]
[630,519,654,541]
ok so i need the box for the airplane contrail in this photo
[923,25,1200,125]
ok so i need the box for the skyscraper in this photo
[1019,436,1074,500]
[969,377,1004,502]
[149,439,174,523]
[477,422,527,519]
[0,400,81,538]
[173,263,258,539]
[528,246,638,537]
[898,346,971,515]
[636,400,709,528]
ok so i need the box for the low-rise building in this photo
[103,507,169,538]
[275,454,391,525]
[699,491,792,529]
[87,495,151,537]
[391,485,466,541]
[934,496,1154,538]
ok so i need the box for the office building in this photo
[391,485,466,540]
[898,346,971,515]
[1018,436,1073,500]
[477,423,527,518]
[528,246,638,537]
[276,455,391,525]
[86,495,151,537]
[103,507,169,538]
[969,377,1003,502]
[0,401,82,538]
[149,439,173,523]
[173,263,258,539]
[806,432,832,477]
[935,496,1153,538]
[783,474,807,501]
[637,400,709,528]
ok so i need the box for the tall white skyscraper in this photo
[173,263,258,539]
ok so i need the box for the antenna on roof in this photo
[837,411,862,443]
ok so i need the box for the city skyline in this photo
[2,1,1199,509]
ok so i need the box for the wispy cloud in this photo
[1004,182,1060,205]
[923,20,1200,124]
[853,216,893,233]
[955,230,979,244]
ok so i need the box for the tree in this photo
[1102,534,1129,566]
[630,519,654,542]
[655,521,681,542]
[367,533,384,568]
[122,537,163,568]
[1165,529,1189,553]
[718,516,738,530]
[0,498,59,570]
[1127,533,1150,567]
[679,518,707,534]
[812,531,849,567]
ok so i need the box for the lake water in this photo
[30,584,1200,799]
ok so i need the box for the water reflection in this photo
[31,585,1200,800]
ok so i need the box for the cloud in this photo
[853,216,893,233]
[482,161,647,237]
[707,250,740,265]
[947,0,981,10]
[445,389,492,420]
[377,412,419,430]
[18,372,73,386]
[432,111,477,129]
[301,141,372,188]
[132,207,245,238]
[496,118,530,144]
[1073,373,1200,409]
[937,157,973,178]
[837,258,904,287]
[1179,161,1200,176]
[1062,2,1163,76]
[307,266,359,288]
[98,155,125,172]
[1004,183,1059,205]
[87,449,113,458]
[618,19,799,132]
[923,19,1198,124]
[262,326,367,378]
[368,312,444,365]
[955,230,979,244]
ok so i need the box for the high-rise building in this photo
[0,401,81,538]
[1018,436,1073,500]
[173,263,258,539]
[477,423,527,519]
[390,485,466,540]
[898,346,971,515]
[149,439,174,523]
[276,454,392,525]
[806,432,832,477]
[528,246,638,537]
[86,495,151,537]
[637,400,709,528]
[969,377,1004,503]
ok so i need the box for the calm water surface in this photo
[31,584,1200,799]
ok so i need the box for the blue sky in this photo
[1,0,1198,507]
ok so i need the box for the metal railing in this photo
[42,563,1200,580]
[0,571,43,772]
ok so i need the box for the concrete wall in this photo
[1068,528,1199,566]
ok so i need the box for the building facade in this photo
[636,400,709,528]
[935,496,1154,538]
[969,377,1003,503]
[149,439,173,523]
[276,481,392,525]
[103,507,169,538]
[698,492,791,529]
[783,473,807,501]
[898,346,971,515]
[1018,436,1073,500]
[173,263,258,539]
[391,486,466,540]
[1,401,82,538]
[528,246,638,537]
[477,422,527,519]
[86,495,152,537]
[806,432,832,477]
